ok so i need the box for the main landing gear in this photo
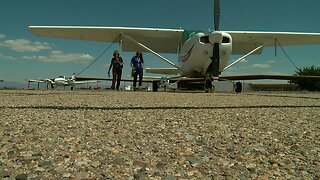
[204,76,216,93]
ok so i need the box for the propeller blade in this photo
[211,43,220,77]
[214,0,220,31]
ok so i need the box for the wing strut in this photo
[121,33,180,69]
[223,39,274,71]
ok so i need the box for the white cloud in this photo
[0,39,51,52]
[266,60,276,64]
[0,53,16,61]
[239,58,248,63]
[22,50,94,63]
[0,34,5,40]
[251,64,270,69]
[48,50,94,63]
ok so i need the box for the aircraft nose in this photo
[209,31,223,44]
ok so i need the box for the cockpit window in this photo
[200,36,210,43]
[222,36,230,43]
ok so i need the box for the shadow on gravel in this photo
[1,105,320,110]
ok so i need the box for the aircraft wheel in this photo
[152,81,158,92]
[235,82,242,93]
[204,78,215,93]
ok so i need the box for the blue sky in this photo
[1,0,320,83]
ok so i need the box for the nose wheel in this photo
[205,76,216,93]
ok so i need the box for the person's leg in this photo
[116,70,122,90]
[138,69,143,87]
[133,72,138,89]
[111,69,116,89]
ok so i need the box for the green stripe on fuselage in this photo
[182,30,202,43]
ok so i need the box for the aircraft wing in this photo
[220,74,320,81]
[27,79,52,84]
[227,31,320,55]
[26,79,44,83]
[72,80,99,85]
[28,26,184,53]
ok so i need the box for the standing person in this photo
[108,50,124,90]
[131,52,144,90]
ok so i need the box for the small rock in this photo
[290,144,299,151]
[199,151,211,157]
[187,157,200,166]
[7,150,15,159]
[32,152,42,157]
[253,147,268,155]
[75,172,90,179]
[164,175,176,180]
[268,159,277,165]
[112,157,126,166]
[91,160,101,168]
[62,172,71,178]
[185,135,196,141]
[39,160,52,168]
[133,172,148,179]
[156,161,166,169]
[15,173,28,180]
[246,163,256,173]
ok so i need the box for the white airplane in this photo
[27,75,99,90]
[28,0,320,92]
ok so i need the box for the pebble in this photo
[0,90,319,179]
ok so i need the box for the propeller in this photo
[210,0,221,80]
[214,0,220,31]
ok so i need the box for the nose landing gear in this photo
[204,76,217,93]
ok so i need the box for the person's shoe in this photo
[116,87,119,90]
[111,86,115,90]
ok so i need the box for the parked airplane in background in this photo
[28,0,320,92]
[27,75,99,90]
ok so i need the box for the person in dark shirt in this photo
[108,50,124,90]
[131,52,144,90]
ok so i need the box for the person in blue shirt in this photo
[131,52,144,90]
[108,50,124,90]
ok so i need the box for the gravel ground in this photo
[0,90,319,179]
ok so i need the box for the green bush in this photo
[291,66,320,91]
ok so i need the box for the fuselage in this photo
[178,31,232,78]
[53,76,74,86]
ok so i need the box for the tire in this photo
[235,82,242,93]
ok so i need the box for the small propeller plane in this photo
[27,75,99,90]
[28,0,320,92]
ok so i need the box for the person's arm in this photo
[120,57,124,65]
[108,59,113,75]
[140,56,144,69]
[131,57,135,69]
